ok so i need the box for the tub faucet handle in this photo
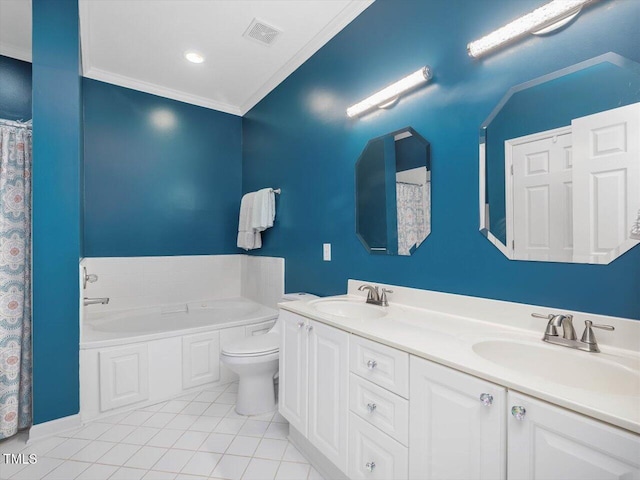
[82,266,99,289]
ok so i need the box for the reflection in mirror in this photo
[356,127,431,256]
[480,53,640,264]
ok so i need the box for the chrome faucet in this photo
[358,284,393,307]
[535,313,577,340]
[534,312,614,353]
[84,297,110,306]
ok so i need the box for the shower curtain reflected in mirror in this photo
[396,181,430,256]
[0,119,32,440]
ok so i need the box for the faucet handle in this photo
[580,320,614,344]
[531,313,554,319]
[533,313,558,336]
[380,288,393,307]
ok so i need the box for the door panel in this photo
[278,310,308,436]
[409,356,506,480]
[508,392,640,480]
[308,320,349,473]
[572,102,640,263]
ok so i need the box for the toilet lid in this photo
[222,332,279,357]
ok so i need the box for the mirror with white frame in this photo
[480,53,640,264]
[356,127,431,256]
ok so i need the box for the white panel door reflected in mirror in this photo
[480,53,640,264]
[506,103,640,263]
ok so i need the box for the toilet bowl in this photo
[220,293,317,415]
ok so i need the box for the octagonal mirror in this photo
[356,127,431,256]
[480,53,640,264]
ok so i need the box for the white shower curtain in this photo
[396,182,428,256]
[0,119,32,439]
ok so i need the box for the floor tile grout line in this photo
[4,382,315,480]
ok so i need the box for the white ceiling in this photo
[0,0,32,62]
[0,1,373,116]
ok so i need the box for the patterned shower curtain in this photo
[0,119,32,440]
[396,182,428,256]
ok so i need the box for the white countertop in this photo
[280,282,640,435]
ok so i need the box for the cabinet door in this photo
[278,310,309,436]
[182,331,220,389]
[308,319,350,473]
[508,391,640,479]
[99,344,149,411]
[409,356,506,480]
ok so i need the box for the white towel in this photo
[251,188,276,232]
[237,192,262,250]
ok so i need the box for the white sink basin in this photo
[310,299,387,319]
[473,340,640,396]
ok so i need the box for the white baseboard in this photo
[288,426,348,480]
[27,414,82,444]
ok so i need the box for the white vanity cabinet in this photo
[507,391,640,479]
[279,310,350,473]
[409,355,507,480]
[280,308,640,480]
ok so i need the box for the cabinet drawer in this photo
[350,335,409,398]
[349,413,408,480]
[350,374,409,446]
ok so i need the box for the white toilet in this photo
[220,293,317,415]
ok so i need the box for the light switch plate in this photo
[323,243,331,261]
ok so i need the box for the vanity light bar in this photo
[346,66,432,118]
[467,0,596,58]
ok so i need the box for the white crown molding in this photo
[79,0,372,117]
[80,0,240,116]
[84,67,243,116]
[0,43,31,62]
[238,0,373,115]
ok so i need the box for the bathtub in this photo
[80,297,278,421]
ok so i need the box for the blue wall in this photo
[83,79,242,256]
[32,0,82,424]
[0,55,31,121]
[243,0,640,319]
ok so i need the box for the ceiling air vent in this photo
[243,18,281,46]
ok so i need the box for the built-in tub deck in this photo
[80,297,279,421]
[82,297,278,349]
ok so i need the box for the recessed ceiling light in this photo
[184,51,204,64]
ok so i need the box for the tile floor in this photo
[0,383,324,480]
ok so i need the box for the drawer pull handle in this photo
[479,393,493,406]
[306,325,314,332]
[366,360,377,370]
[511,405,526,420]
[366,403,377,413]
[365,462,376,472]
[297,321,304,329]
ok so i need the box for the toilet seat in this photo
[222,332,279,357]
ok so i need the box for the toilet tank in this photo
[281,292,318,303]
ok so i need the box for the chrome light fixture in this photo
[347,66,432,118]
[467,0,597,58]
